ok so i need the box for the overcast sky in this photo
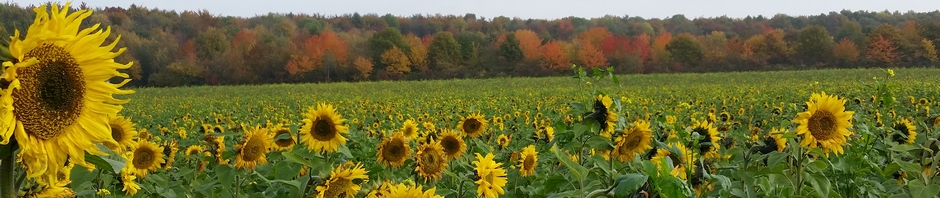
[12,0,940,20]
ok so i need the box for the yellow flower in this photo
[385,183,443,198]
[0,2,134,185]
[415,140,447,182]
[235,126,272,170]
[120,166,141,196]
[162,140,179,169]
[316,162,369,198]
[496,134,510,149]
[105,115,138,153]
[401,119,419,140]
[126,139,166,177]
[892,119,917,144]
[690,120,721,159]
[592,94,618,133]
[611,120,653,162]
[377,132,411,168]
[185,145,205,156]
[439,129,466,160]
[271,124,296,151]
[473,153,507,198]
[518,145,538,177]
[299,103,349,153]
[651,143,696,181]
[791,92,854,156]
[887,69,895,77]
[458,113,489,138]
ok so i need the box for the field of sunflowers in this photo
[4,3,940,198]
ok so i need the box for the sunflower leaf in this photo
[895,161,922,173]
[281,152,315,168]
[552,144,587,182]
[613,174,648,196]
[83,153,123,174]
[888,144,918,152]
[215,164,235,188]
[585,135,613,150]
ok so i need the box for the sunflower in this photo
[473,153,507,198]
[271,124,295,151]
[401,119,419,140]
[211,135,228,164]
[235,126,272,170]
[415,140,447,182]
[458,113,489,138]
[791,92,854,156]
[185,145,205,156]
[385,183,443,198]
[300,103,349,153]
[592,95,618,133]
[518,145,538,177]
[316,162,369,198]
[161,140,179,169]
[611,120,653,162]
[126,139,166,177]
[496,134,510,149]
[377,132,410,168]
[651,143,696,181]
[438,129,465,160]
[105,115,138,153]
[758,128,787,154]
[689,120,721,159]
[892,119,917,144]
[0,2,134,184]
[120,166,141,196]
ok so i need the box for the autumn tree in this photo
[923,38,938,62]
[404,34,429,71]
[382,46,412,75]
[867,35,898,65]
[796,25,834,64]
[540,40,570,70]
[369,28,410,69]
[578,42,607,68]
[577,27,612,47]
[700,31,729,67]
[428,32,462,72]
[353,56,373,80]
[833,38,860,63]
[500,33,524,63]
[651,32,673,65]
[515,29,542,61]
[665,33,704,68]
[195,27,229,61]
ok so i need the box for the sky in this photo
[11,0,940,20]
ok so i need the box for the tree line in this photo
[2,3,939,87]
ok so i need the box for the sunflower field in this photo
[5,3,940,198]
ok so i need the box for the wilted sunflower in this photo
[496,134,510,149]
[792,92,854,156]
[892,119,917,144]
[106,115,138,153]
[185,145,205,156]
[458,113,489,138]
[401,119,419,140]
[651,143,696,181]
[591,95,618,133]
[300,103,349,153]
[611,120,653,162]
[161,140,179,169]
[126,139,166,177]
[271,124,295,151]
[689,120,721,159]
[473,153,507,198]
[316,162,369,198]
[384,183,443,198]
[23,179,76,198]
[758,128,787,154]
[235,126,272,170]
[439,129,465,160]
[0,2,134,184]
[518,145,538,177]
[415,140,447,182]
[377,132,410,168]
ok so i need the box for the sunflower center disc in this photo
[464,119,481,133]
[242,137,264,161]
[13,44,85,140]
[387,141,404,161]
[808,110,837,140]
[322,178,352,198]
[442,137,459,154]
[134,147,156,168]
[623,132,642,152]
[274,130,294,147]
[523,156,535,169]
[313,119,336,141]
[111,124,124,142]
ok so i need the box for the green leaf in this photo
[552,144,587,182]
[282,151,315,168]
[808,172,831,197]
[586,135,614,150]
[274,133,293,141]
[338,145,354,159]
[766,151,787,168]
[216,164,235,187]
[84,153,124,174]
[270,179,303,191]
[895,161,921,173]
[888,144,918,152]
[613,174,648,196]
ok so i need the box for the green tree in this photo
[195,27,230,61]
[835,21,865,48]
[796,25,835,64]
[427,32,462,72]
[665,33,704,68]
[499,33,524,63]
[368,28,410,70]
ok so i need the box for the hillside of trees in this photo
[2,3,940,87]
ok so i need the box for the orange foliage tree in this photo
[353,56,374,80]
[577,27,612,47]
[381,46,412,75]
[867,35,898,64]
[515,29,542,61]
[833,38,860,62]
[578,42,607,68]
[651,32,673,64]
[540,40,570,70]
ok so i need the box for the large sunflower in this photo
[105,115,138,153]
[300,103,349,153]
[591,95,618,133]
[235,126,272,170]
[0,2,134,184]
[316,162,369,198]
[377,132,410,168]
[438,129,465,160]
[415,140,447,182]
[126,139,166,177]
[458,113,488,138]
[518,145,538,177]
[401,119,419,140]
[271,124,296,151]
[791,92,854,156]
[611,120,653,162]
[473,153,507,198]
[892,119,917,144]
[689,120,721,159]
[385,183,443,198]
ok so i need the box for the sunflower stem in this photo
[0,151,14,198]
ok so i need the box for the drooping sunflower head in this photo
[458,113,488,138]
[0,2,134,183]
[377,132,411,168]
[119,166,141,196]
[439,129,465,160]
[126,139,166,177]
[401,119,419,140]
[689,120,721,158]
[518,145,538,177]
[651,143,697,181]
[612,120,653,162]
[791,92,854,156]
[235,126,272,170]
[592,94,618,133]
[316,162,369,198]
[892,119,917,144]
[161,140,179,169]
[185,145,205,156]
[472,153,507,198]
[105,115,138,153]
[271,124,295,151]
[300,103,349,153]
[758,128,787,154]
[415,139,447,182]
